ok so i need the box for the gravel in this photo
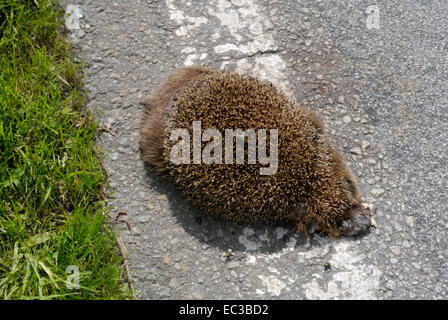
[63,0,447,299]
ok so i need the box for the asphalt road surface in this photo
[65,0,447,299]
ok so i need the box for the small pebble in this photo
[390,246,401,256]
[169,278,180,289]
[361,140,370,150]
[110,152,119,161]
[371,188,384,196]
[342,115,351,124]
[138,215,151,223]
[405,216,415,228]
[226,261,239,269]
[350,147,362,155]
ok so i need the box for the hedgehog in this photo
[139,66,372,237]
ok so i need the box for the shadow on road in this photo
[142,163,369,255]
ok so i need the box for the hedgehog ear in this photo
[140,96,155,110]
[140,96,151,106]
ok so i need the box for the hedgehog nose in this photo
[341,207,372,236]
[341,220,371,236]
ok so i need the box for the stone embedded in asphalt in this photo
[350,147,362,155]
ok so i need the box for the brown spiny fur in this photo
[139,66,371,237]
[139,66,213,171]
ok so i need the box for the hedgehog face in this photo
[339,205,372,236]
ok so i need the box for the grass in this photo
[0,0,132,299]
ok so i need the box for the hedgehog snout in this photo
[340,205,372,236]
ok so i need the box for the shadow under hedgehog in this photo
[139,66,372,237]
